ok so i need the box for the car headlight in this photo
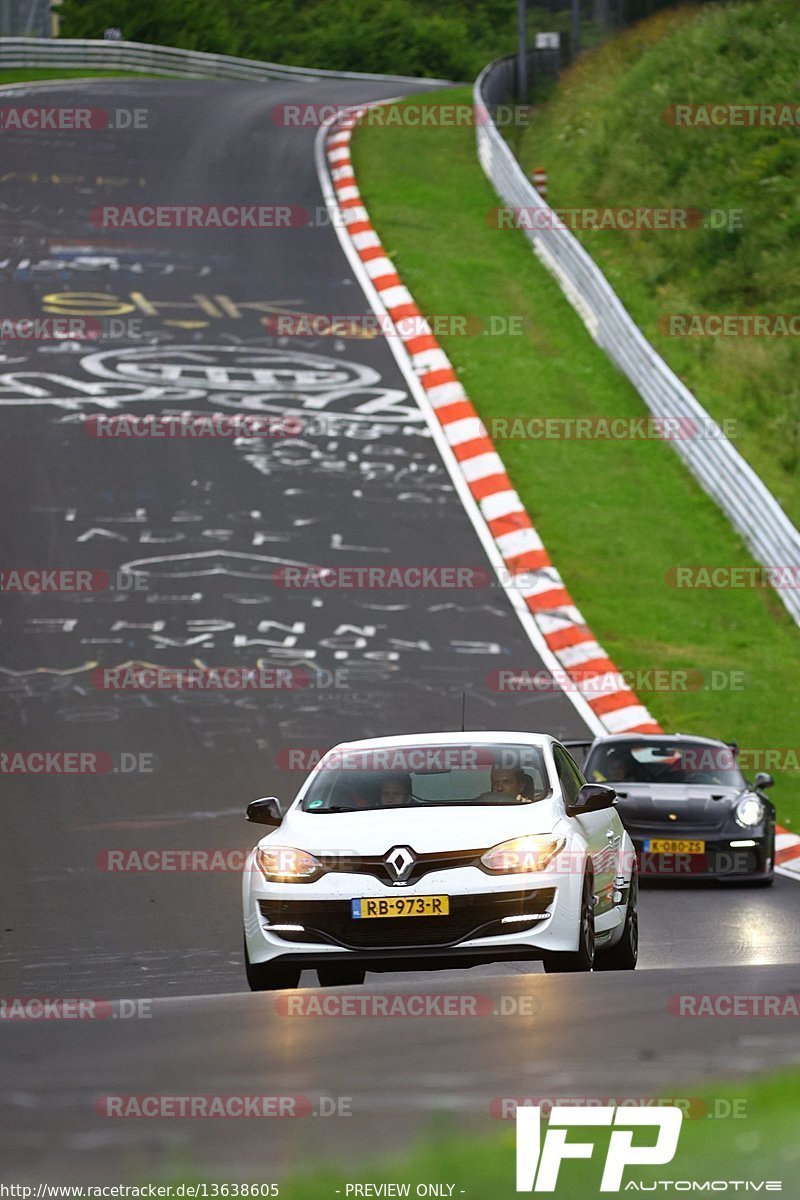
[735,796,765,828]
[480,836,565,874]
[256,846,324,882]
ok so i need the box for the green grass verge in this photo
[277,1066,800,1197]
[151,1068,799,1195]
[513,0,800,527]
[0,69,165,83]
[351,85,800,829]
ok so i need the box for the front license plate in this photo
[351,896,450,919]
[644,838,706,855]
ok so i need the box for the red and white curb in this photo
[316,101,798,882]
[776,827,800,878]
[318,103,660,739]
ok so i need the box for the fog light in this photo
[729,839,756,848]
[268,923,305,932]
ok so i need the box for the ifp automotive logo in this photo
[515,1105,683,1192]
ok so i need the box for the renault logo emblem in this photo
[385,846,415,883]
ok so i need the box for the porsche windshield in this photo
[585,740,745,788]
[300,744,550,812]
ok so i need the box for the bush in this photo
[60,0,520,79]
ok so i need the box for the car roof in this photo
[591,732,731,749]
[328,730,556,753]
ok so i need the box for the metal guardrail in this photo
[475,56,800,627]
[0,36,451,85]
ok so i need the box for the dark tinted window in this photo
[553,745,583,805]
[584,740,745,787]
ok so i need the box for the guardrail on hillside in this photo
[0,36,451,85]
[475,56,800,628]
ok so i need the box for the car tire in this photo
[316,963,366,987]
[244,937,301,991]
[595,863,638,971]
[542,870,595,973]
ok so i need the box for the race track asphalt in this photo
[1,77,799,1185]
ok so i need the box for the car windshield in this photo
[584,740,746,788]
[299,743,550,812]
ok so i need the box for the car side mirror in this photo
[566,783,617,817]
[754,772,774,791]
[246,797,283,826]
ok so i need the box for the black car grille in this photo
[258,888,555,950]
[624,819,728,838]
[615,797,730,833]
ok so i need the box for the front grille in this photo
[324,847,485,886]
[258,888,555,950]
[617,799,730,834]
[625,821,727,839]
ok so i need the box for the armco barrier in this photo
[0,36,451,86]
[475,56,800,628]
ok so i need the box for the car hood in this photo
[613,784,745,826]
[259,800,562,855]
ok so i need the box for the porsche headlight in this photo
[256,846,324,882]
[480,836,565,874]
[735,796,764,828]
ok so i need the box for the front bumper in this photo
[633,833,772,880]
[257,886,556,951]
[243,860,588,968]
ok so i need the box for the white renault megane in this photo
[242,731,638,989]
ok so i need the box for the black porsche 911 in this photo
[567,733,775,886]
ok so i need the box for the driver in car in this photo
[489,764,535,802]
[379,774,413,807]
[592,748,635,783]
